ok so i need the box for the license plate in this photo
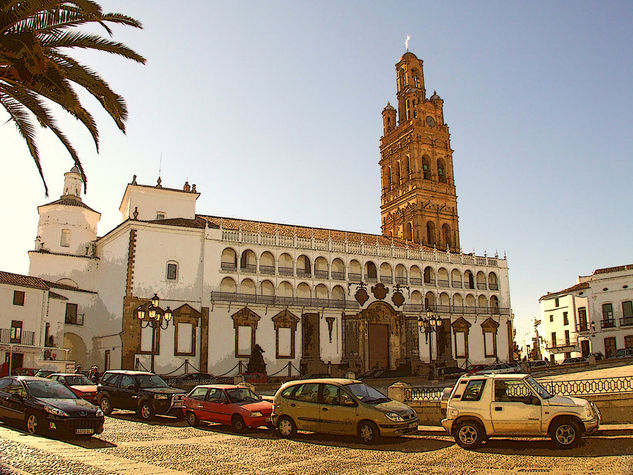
[408,422,417,429]
[75,428,94,435]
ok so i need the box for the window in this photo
[622,301,633,318]
[625,335,633,349]
[10,321,22,343]
[554,298,559,307]
[602,303,614,320]
[13,291,25,306]
[293,383,319,403]
[563,312,569,326]
[494,380,533,403]
[455,332,467,358]
[578,307,588,329]
[104,350,111,371]
[175,322,195,356]
[549,314,553,323]
[166,262,178,281]
[604,337,617,358]
[551,332,557,347]
[65,303,78,324]
[461,380,486,401]
[207,388,228,403]
[272,310,299,359]
[236,326,252,358]
[119,375,135,389]
[189,387,208,401]
[60,229,71,247]
[564,330,570,345]
[156,212,166,220]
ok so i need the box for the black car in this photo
[0,376,104,437]
[97,370,186,420]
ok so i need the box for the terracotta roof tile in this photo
[594,264,633,275]
[539,281,590,301]
[144,217,207,229]
[38,196,99,214]
[0,271,49,290]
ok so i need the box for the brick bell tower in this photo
[380,51,460,252]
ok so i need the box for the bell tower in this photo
[379,52,460,252]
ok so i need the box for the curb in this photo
[415,425,633,436]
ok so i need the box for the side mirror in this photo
[529,396,541,406]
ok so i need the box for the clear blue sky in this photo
[1,1,632,347]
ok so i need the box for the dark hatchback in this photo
[97,370,186,420]
[0,376,104,437]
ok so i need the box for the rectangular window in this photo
[484,332,495,357]
[175,322,195,355]
[602,303,614,320]
[461,380,486,401]
[549,314,553,323]
[455,332,466,358]
[156,213,166,220]
[60,229,71,247]
[10,321,22,343]
[13,290,25,306]
[578,307,587,329]
[563,312,569,326]
[554,298,560,307]
[551,332,557,347]
[166,263,178,280]
[140,325,154,352]
[104,350,111,371]
[622,301,633,318]
[625,335,633,349]
[237,326,252,358]
[65,303,78,324]
[277,327,292,358]
[564,330,570,345]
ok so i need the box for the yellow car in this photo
[271,378,418,444]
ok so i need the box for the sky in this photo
[1,0,632,348]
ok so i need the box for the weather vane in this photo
[405,35,410,51]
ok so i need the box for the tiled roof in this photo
[539,282,590,301]
[199,215,433,250]
[29,250,99,260]
[38,196,99,214]
[0,271,49,290]
[594,264,633,275]
[144,217,207,229]
[48,291,68,300]
[46,281,97,294]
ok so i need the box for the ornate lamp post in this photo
[418,308,439,376]
[136,293,172,373]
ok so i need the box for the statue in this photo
[247,344,267,374]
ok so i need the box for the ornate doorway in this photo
[368,323,389,370]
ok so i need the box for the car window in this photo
[321,384,341,405]
[207,388,228,403]
[461,379,486,401]
[101,373,118,385]
[25,380,76,399]
[66,375,93,386]
[281,385,297,399]
[5,382,26,398]
[226,387,258,403]
[344,383,390,404]
[136,374,169,388]
[120,375,136,389]
[293,383,319,403]
[189,387,208,401]
[0,379,12,390]
[495,380,533,403]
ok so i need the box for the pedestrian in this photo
[89,365,100,383]
[75,364,82,374]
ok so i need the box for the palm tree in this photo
[0,0,145,195]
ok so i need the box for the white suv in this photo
[441,373,600,449]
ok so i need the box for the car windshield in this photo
[525,377,553,399]
[65,375,93,386]
[136,374,169,388]
[26,380,77,399]
[344,383,390,403]
[226,387,259,403]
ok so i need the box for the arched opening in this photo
[478,294,488,309]
[240,278,256,294]
[260,280,275,296]
[453,293,463,311]
[395,264,407,284]
[451,269,462,288]
[278,281,293,297]
[423,266,435,285]
[64,332,87,368]
[426,221,436,246]
[490,295,500,314]
[315,284,329,300]
[296,283,311,299]
[259,251,275,274]
[365,261,377,282]
[465,294,476,309]
[476,271,487,290]
[349,259,362,280]
[424,292,436,310]
[437,158,447,184]
[297,255,311,277]
[379,262,393,283]
[442,223,452,249]
[439,292,450,308]
[437,267,449,287]
[488,272,499,290]
[410,265,422,285]
[411,290,422,305]
[240,249,256,272]
[464,270,475,289]
[404,222,413,241]
[422,156,431,180]
[278,253,293,276]
[220,277,237,293]
[221,248,237,270]
[314,257,328,279]
[332,258,345,280]
[332,285,345,301]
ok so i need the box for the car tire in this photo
[277,416,297,439]
[25,412,43,435]
[138,401,154,421]
[231,415,246,432]
[186,411,199,427]
[358,420,381,445]
[99,396,113,415]
[454,420,485,449]
[550,419,581,449]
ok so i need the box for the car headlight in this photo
[583,404,593,418]
[249,411,263,417]
[44,406,69,417]
[385,412,404,422]
[154,394,169,400]
[95,408,104,417]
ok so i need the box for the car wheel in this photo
[99,396,113,415]
[277,416,297,438]
[25,412,43,435]
[551,419,581,449]
[186,411,199,427]
[138,401,154,421]
[358,420,381,445]
[454,420,485,449]
[231,415,246,432]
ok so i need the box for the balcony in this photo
[278,267,294,276]
[424,278,436,286]
[402,303,512,316]
[0,329,35,346]
[210,292,360,310]
[240,264,256,273]
[600,319,617,329]
[259,265,275,275]
[395,276,408,284]
[452,281,463,288]
[296,270,312,278]
[381,275,393,284]
[489,283,499,290]
[576,323,590,333]
[620,317,633,328]
[409,278,422,286]
[477,283,488,290]
[437,279,450,288]
[221,262,237,271]
[314,270,329,279]
[348,273,362,282]
[331,271,345,281]
[365,275,377,283]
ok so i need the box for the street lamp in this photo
[136,294,173,373]
[418,308,440,376]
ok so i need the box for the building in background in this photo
[18,51,514,376]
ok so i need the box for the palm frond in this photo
[42,31,146,63]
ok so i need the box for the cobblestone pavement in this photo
[0,412,632,475]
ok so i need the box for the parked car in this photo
[271,378,418,444]
[14,368,38,376]
[441,373,600,449]
[97,370,186,420]
[47,373,98,404]
[0,376,104,437]
[527,360,548,369]
[183,384,273,430]
[34,369,56,379]
[475,363,521,375]
[612,348,633,358]
[562,357,588,365]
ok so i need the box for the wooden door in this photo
[580,340,590,358]
[368,324,389,370]
[604,337,616,358]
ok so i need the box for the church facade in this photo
[23,52,514,378]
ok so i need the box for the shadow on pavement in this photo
[470,436,633,457]
[107,411,187,427]
[0,421,116,448]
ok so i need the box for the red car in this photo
[182,384,273,431]
[47,373,99,404]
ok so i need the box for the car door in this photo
[0,378,15,420]
[117,375,138,410]
[204,388,230,424]
[3,381,28,422]
[185,387,209,420]
[290,383,321,432]
[318,384,358,435]
[491,379,542,435]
